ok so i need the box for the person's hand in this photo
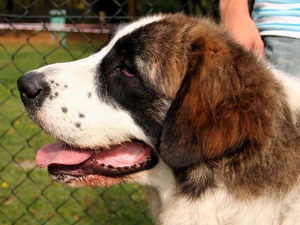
[219,0,264,57]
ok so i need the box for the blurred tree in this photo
[7,0,13,13]
[128,0,136,17]
[0,0,8,14]
[137,0,219,19]
[181,0,219,19]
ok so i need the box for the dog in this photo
[17,13,300,225]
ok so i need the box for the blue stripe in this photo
[252,6,300,19]
[257,22,300,27]
[252,11,300,18]
[257,24,300,32]
[253,8,300,13]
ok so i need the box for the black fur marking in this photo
[98,28,168,143]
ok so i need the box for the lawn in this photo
[0,32,152,225]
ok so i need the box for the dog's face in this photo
[17,14,275,192]
[17,14,182,187]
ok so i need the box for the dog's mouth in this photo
[36,141,158,177]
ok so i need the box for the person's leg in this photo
[263,36,300,77]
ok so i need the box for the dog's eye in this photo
[122,67,135,78]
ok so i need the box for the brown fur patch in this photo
[157,14,300,197]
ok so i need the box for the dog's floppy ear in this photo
[159,31,277,169]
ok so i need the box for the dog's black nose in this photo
[17,71,50,107]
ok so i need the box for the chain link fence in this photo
[0,1,218,224]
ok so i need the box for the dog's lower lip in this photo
[38,141,158,177]
[48,155,158,177]
[47,153,158,177]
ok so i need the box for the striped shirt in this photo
[252,0,300,38]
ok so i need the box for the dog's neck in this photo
[136,160,176,221]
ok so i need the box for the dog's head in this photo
[17,14,277,190]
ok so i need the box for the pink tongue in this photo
[36,141,149,168]
[36,142,94,168]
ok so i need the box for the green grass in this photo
[0,38,152,225]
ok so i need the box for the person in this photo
[219,0,300,76]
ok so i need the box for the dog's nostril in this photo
[19,85,42,99]
[17,71,50,106]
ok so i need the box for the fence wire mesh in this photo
[0,0,218,224]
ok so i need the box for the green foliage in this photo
[0,1,8,14]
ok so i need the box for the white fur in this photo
[271,66,300,117]
[130,160,300,225]
[34,60,149,148]
[155,184,300,225]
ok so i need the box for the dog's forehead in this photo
[111,14,165,43]
[71,15,165,72]
[99,14,189,98]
